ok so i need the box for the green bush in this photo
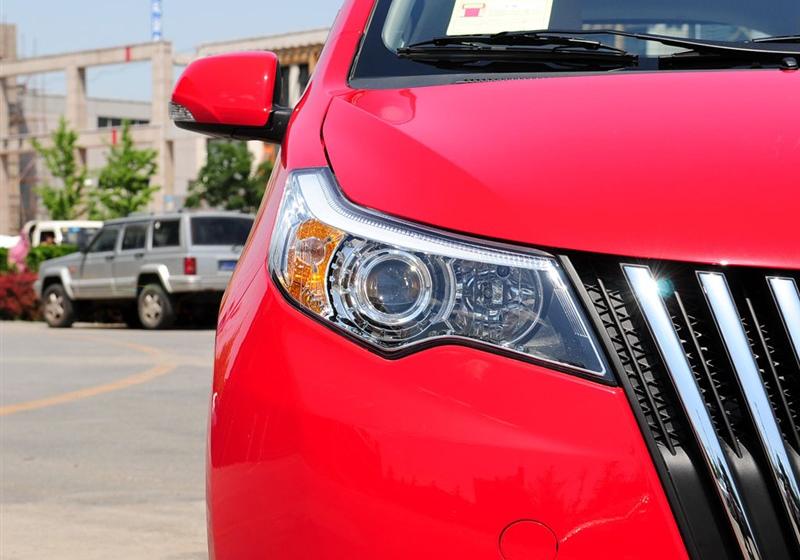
[26,244,79,273]
[0,247,9,274]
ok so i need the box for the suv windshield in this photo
[61,226,100,247]
[353,0,800,81]
[191,217,254,246]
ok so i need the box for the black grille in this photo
[568,254,800,560]
[583,276,684,451]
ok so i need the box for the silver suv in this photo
[34,211,254,329]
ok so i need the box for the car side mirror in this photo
[170,51,292,144]
[77,237,90,253]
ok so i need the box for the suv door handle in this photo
[105,255,116,262]
[134,253,145,260]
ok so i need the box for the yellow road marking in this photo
[0,363,176,417]
[0,327,195,417]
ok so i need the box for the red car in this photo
[171,1,800,558]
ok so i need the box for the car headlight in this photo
[269,169,608,378]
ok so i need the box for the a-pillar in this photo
[151,41,175,211]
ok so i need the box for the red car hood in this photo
[323,70,800,269]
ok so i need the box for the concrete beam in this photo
[173,52,194,67]
[195,28,328,58]
[0,42,173,78]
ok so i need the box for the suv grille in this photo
[568,255,800,560]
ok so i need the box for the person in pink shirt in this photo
[8,227,30,272]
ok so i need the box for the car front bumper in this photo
[208,265,688,559]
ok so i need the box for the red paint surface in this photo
[324,70,800,270]
[210,264,688,560]
[178,0,800,558]
[172,51,278,127]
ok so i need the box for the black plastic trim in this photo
[175,107,292,144]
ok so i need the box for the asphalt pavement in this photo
[0,321,215,560]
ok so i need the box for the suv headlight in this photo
[269,169,608,378]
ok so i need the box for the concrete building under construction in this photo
[0,23,328,235]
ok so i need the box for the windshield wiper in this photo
[403,29,800,69]
[398,33,638,70]
[752,35,800,44]
[406,32,625,51]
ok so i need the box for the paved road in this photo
[1,321,215,560]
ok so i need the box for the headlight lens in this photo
[269,169,608,378]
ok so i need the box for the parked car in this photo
[171,1,800,559]
[23,220,103,247]
[34,211,254,329]
[5,220,102,272]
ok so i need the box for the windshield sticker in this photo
[447,0,554,36]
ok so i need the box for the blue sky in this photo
[1,0,340,100]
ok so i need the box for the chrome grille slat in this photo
[624,265,761,560]
[770,278,800,370]
[700,272,800,544]
[673,291,741,455]
[744,297,800,451]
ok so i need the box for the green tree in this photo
[31,118,89,220]
[185,141,269,214]
[93,121,159,219]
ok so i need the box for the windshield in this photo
[61,226,100,247]
[353,0,800,81]
[190,217,253,246]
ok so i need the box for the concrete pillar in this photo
[0,154,12,235]
[288,64,301,106]
[65,65,87,130]
[0,24,21,235]
[150,41,174,211]
[308,49,319,74]
[0,77,9,137]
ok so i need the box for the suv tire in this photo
[138,284,176,330]
[42,284,76,328]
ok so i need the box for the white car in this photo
[23,220,104,248]
[0,235,19,249]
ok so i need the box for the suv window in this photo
[61,226,99,247]
[191,217,254,246]
[121,224,148,251]
[152,220,181,248]
[89,227,120,253]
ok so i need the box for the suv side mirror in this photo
[170,52,292,144]
[77,231,92,253]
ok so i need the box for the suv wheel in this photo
[42,284,76,328]
[138,284,176,330]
